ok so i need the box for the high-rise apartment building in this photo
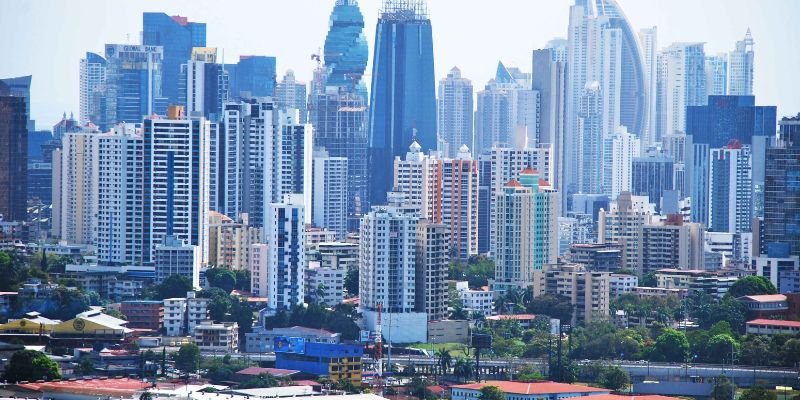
[142,109,210,265]
[728,29,754,96]
[184,47,228,121]
[54,129,99,245]
[101,44,167,130]
[708,142,752,233]
[368,0,436,206]
[312,149,348,240]
[639,27,658,146]
[275,70,308,123]
[632,151,674,212]
[266,194,306,310]
[532,44,567,197]
[475,62,536,154]
[610,126,641,199]
[705,54,728,96]
[658,43,706,137]
[79,52,106,125]
[543,264,610,325]
[640,216,704,274]
[155,235,202,288]
[0,82,28,222]
[415,220,449,321]
[208,212,261,270]
[142,13,206,106]
[493,169,559,293]
[437,67,473,158]
[598,192,655,271]
[359,192,428,343]
[267,109,313,229]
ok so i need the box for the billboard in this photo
[360,330,371,343]
[273,336,306,354]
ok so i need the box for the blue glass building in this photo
[101,44,168,130]
[632,152,674,213]
[312,0,370,231]
[142,13,206,106]
[763,115,800,257]
[686,95,776,148]
[227,56,277,99]
[367,0,437,205]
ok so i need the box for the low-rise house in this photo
[745,318,800,336]
[450,380,610,400]
[194,320,239,353]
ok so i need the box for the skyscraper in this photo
[142,108,210,265]
[610,126,641,199]
[79,52,106,125]
[728,29,755,96]
[494,168,559,293]
[275,70,308,123]
[763,115,800,257]
[142,13,207,106]
[101,44,167,130]
[226,56,277,99]
[0,76,34,131]
[312,149,348,240]
[312,0,370,232]
[54,129,98,245]
[184,47,228,121]
[708,142,752,233]
[659,43,706,137]
[532,43,567,199]
[686,95,776,148]
[415,219,449,321]
[368,0,436,206]
[475,62,535,154]
[632,151,674,212]
[0,82,28,222]
[705,54,728,96]
[638,27,658,147]
[437,67,473,158]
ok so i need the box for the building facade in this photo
[437,67,473,157]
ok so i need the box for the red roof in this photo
[747,319,800,328]
[294,380,322,387]
[237,367,300,377]
[505,179,523,188]
[739,294,787,303]
[17,378,151,396]
[571,395,680,400]
[427,385,447,395]
[520,167,538,175]
[450,381,609,395]
[485,314,536,321]
[171,15,188,26]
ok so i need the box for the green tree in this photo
[726,276,777,298]
[782,338,800,366]
[104,308,127,320]
[344,268,359,296]
[527,294,573,323]
[77,358,95,375]
[740,386,777,400]
[239,373,278,389]
[599,366,630,391]
[408,376,435,400]
[640,271,657,287]
[206,267,237,293]
[140,392,154,400]
[739,335,772,366]
[478,386,506,400]
[450,303,469,320]
[706,334,739,363]
[436,348,452,373]
[712,376,736,400]
[233,269,251,291]
[3,350,61,383]
[0,251,24,291]
[175,343,201,373]
[150,275,194,300]
[48,287,90,320]
[651,328,690,362]
[695,296,747,333]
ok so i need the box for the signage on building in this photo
[274,336,305,354]
[360,330,371,343]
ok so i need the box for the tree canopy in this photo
[650,328,690,362]
[175,343,201,373]
[726,276,777,298]
[147,275,193,300]
[3,350,61,383]
[478,386,506,400]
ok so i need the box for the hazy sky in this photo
[1,0,799,130]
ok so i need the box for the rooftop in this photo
[747,319,800,328]
[570,395,680,400]
[16,378,151,397]
[236,367,300,378]
[450,381,609,395]
[738,294,787,303]
[485,314,537,321]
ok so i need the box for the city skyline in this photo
[1,0,799,130]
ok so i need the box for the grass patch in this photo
[407,342,471,356]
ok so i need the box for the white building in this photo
[610,126,641,199]
[359,192,427,343]
[312,149,348,240]
[305,260,346,306]
[155,235,202,289]
[143,111,210,265]
[598,192,655,271]
[456,281,493,317]
[266,194,306,310]
[755,253,800,294]
[163,291,209,337]
[275,70,308,123]
[437,67,474,158]
[267,109,313,229]
[727,29,754,96]
[705,54,728,96]
[194,321,239,353]
[475,62,536,153]
[55,129,100,245]
[639,26,658,147]
[208,212,261,270]
[659,42,706,137]
[609,274,638,297]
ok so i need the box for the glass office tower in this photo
[367,0,437,206]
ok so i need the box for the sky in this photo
[1,0,799,131]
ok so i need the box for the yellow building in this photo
[0,309,132,344]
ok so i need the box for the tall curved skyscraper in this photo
[593,0,649,137]
[323,0,369,96]
[367,0,437,206]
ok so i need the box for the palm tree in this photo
[436,348,452,375]
[453,357,473,383]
